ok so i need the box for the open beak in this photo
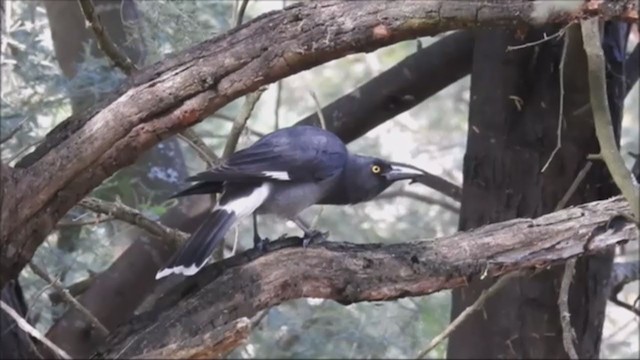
[383,162,428,182]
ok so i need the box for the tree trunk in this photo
[447,22,627,359]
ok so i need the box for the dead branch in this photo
[177,129,221,168]
[222,88,266,159]
[48,275,95,305]
[27,262,109,337]
[78,197,188,248]
[416,271,522,358]
[77,0,137,74]
[97,196,637,358]
[559,258,579,359]
[0,300,71,360]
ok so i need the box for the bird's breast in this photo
[256,179,338,219]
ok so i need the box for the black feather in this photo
[169,181,224,198]
[158,209,236,275]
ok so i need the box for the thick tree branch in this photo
[97,196,637,358]
[2,0,637,287]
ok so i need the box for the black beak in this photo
[383,161,428,182]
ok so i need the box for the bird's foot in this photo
[253,236,270,253]
[302,229,329,248]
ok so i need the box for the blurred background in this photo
[1,1,637,358]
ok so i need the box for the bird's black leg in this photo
[252,213,269,252]
[291,217,329,247]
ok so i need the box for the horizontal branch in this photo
[2,0,637,286]
[99,196,638,358]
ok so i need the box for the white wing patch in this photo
[261,171,290,180]
[220,182,272,218]
[155,263,202,279]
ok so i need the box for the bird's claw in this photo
[253,237,270,253]
[302,230,329,248]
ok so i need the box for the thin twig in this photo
[0,117,27,144]
[541,24,571,173]
[78,197,188,248]
[222,88,266,159]
[274,80,282,131]
[177,128,220,168]
[56,214,113,227]
[416,271,521,358]
[215,116,265,138]
[506,24,571,52]
[28,262,109,337]
[235,0,250,27]
[581,18,640,220]
[77,0,137,75]
[558,259,579,359]
[555,161,593,211]
[0,299,72,360]
[49,275,96,305]
[308,90,326,130]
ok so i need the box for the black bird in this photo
[156,125,428,279]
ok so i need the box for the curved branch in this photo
[98,196,637,358]
[582,18,640,220]
[1,0,636,287]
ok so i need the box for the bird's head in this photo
[344,155,428,204]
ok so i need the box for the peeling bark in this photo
[96,196,637,359]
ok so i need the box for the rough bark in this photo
[447,22,629,359]
[95,196,637,359]
[1,0,636,288]
[39,1,211,358]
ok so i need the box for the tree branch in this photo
[222,88,265,159]
[0,300,71,360]
[375,189,460,213]
[134,317,250,359]
[78,197,188,248]
[27,262,109,337]
[416,271,522,358]
[581,18,640,220]
[2,0,637,288]
[97,196,637,358]
[77,0,137,74]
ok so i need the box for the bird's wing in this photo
[187,134,347,183]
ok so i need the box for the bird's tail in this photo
[155,209,236,279]
[155,183,272,279]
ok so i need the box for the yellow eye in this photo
[371,165,381,174]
